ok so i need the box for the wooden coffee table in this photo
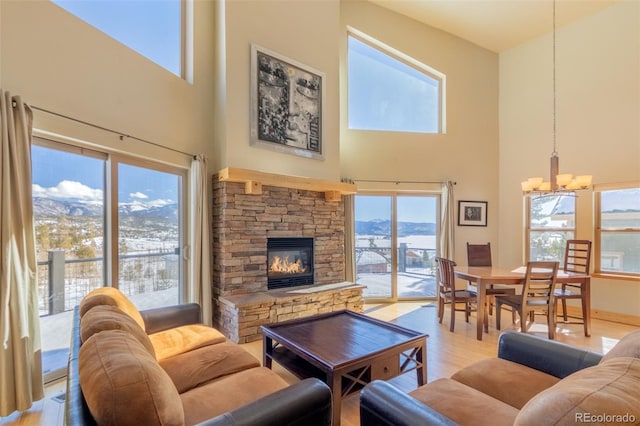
[261,310,428,425]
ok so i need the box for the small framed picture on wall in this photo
[458,200,488,227]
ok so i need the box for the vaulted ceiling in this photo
[368,0,621,52]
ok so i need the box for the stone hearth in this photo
[211,171,362,343]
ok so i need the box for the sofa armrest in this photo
[140,303,202,334]
[197,378,332,426]
[498,331,602,378]
[65,307,97,426]
[360,381,458,426]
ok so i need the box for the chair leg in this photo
[450,301,456,332]
[496,302,502,330]
[438,298,444,324]
[561,297,568,322]
[548,304,556,340]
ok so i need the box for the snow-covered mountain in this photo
[33,197,178,220]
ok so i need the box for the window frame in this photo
[594,181,640,279]
[346,28,446,134]
[32,136,190,310]
[525,194,576,263]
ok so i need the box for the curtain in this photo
[439,181,455,259]
[0,90,44,416]
[190,155,212,326]
[342,179,356,283]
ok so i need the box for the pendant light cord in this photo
[552,0,557,157]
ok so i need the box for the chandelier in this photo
[521,0,592,196]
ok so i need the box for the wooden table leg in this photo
[263,336,273,369]
[477,279,487,340]
[328,372,342,425]
[415,342,427,386]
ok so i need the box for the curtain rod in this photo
[27,104,197,159]
[354,179,456,185]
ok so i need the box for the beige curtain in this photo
[439,181,455,259]
[190,155,212,326]
[0,90,44,416]
[343,179,356,283]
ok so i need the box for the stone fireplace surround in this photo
[211,169,363,343]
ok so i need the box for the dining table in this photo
[454,265,591,341]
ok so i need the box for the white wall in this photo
[340,1,500,264]
[499,0,640,316]
[0,0,217,167]
[217,0,341,181]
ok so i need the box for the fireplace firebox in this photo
[267,237,314,290]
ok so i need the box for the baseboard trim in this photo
[561,305,640,327]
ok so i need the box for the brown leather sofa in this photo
[65,287,332,426]
[361,329,640,426]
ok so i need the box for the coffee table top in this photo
[261,310,428,369]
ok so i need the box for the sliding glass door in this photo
[355,194,439,301]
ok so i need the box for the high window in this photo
[526,194,576,263]
[347,30,445,134]
[51,0,184,77]
[594,184,640,276]
[32,138,186,354]
[355,194,439,300]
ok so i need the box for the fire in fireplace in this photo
[267,237,314,290]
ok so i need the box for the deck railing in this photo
[37,249,179,316]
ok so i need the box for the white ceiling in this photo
[368,0,622,52]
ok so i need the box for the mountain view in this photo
[355,219,436,237]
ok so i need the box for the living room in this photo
[1,0,638,424]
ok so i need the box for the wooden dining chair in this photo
[435,257,478,332]
[555,240,592,330]
[495,261,559,339]
[466,242,516,315]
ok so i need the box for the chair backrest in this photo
[563,240,592,274]
[521,261,559,307]
[466,242,492,267]
[435,257,458,293]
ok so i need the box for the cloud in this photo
[129,192,148,200]
[32,180,103,202]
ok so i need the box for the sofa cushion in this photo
[79,287,146,330]
[515,357,640,426]
[409,378,519,426]
[180,366,290,426]
[160,341,261,393]
[79,330,184,426]
[451,357,560,409]
[600,328,640,363]
[149,324,226,360]
[80,305,156,357]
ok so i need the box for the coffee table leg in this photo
[328,372,342,425]
[416,344,427,386]
[263,336,273,369]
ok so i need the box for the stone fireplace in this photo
[211,168,363,343]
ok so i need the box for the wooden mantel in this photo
[216,167,357,201]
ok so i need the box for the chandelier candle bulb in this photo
[528,177,544,189]
[556,174,573,187]
[576,175,593,188]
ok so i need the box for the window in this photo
[527,194,576,263]
[595,184,640,276]
[51,0,184,77]
[347,30,445,134]
[32,138,186,354]
[355,194,439,300]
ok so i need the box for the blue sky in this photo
[356,195,437,223]
[51,0,181,76]
[32,145,178,207]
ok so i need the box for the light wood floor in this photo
[2,302,637,426]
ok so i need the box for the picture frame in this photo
[250,44,325,160]
[458,200,488,227]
